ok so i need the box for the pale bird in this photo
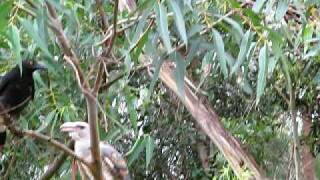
[60,121,130,180]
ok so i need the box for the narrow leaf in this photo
[171,52,186,99]
[20,19,52,57]
[231,30,251,75]
[212,29,228,78]
[275,1,288,21]
[214,15,244,37]
[124,87,138,132]
[155,2,172,52]
[7,25,22,71]
[0,1,12,33]
[256,45,268,104]
[127,137,147,166]
[168,0,188,45]
[147,57,164,100]
[145,135,155,168]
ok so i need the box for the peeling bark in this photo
[157,61,266,179]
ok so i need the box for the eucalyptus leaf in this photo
[230,30,251,75]
[145,135,155,168]
[212,29,228,78]
[168,0,188,45]
[155,2,172,52]
[256,45,268,104]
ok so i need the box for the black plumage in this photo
[0,60,46,151]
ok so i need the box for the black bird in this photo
[0,60,46,152]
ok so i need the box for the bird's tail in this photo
[0,129,6,153]
[0,116,6,153]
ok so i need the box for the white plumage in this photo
[60,121,130,180]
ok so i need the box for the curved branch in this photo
[6,126,91,168]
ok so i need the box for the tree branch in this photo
[6,125,91,168]
[151,59,266,179]
[40,141,74,180]
[45,1,103,179]
[45,1,89,90]
[93,0,119,95]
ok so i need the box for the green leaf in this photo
[212,29,228,78]
[126,137,147,166]
[36,110,56,132]
[168,0,188,45]
[7,25,22,71]
[267,56,279,75]
[226,0,241,8]
[145,135,155,168]
[147,57,164,100]
[302,25,314,41]
[20,19,52,58]
[124,87,138,132]
[316,155,320,180]
[275,1,288,21]
[0,1,12,34]
[172,52,185,99]
[267,28,284,50]
[222,17,244,37]
[230,30,251,75]
[252,0,267,13]
[256,45,268,104]
[132,11,150,44]
[155,2,172,52]
[243,9,262,27]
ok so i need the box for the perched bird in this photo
[60,121,130,180]
[0,60,46,152]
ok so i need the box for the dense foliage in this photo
[0,0,320,179]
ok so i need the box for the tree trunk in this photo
[301,113,315,180]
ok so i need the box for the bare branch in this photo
[6,125,91,168]
[93,0,119,95]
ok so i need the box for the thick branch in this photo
[155,60,266,179]
[45,2,103,179]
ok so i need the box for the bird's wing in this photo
[100,143,130,180]
[0,71,15,94]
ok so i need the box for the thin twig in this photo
[0,96,31,115]
[100,63,151,90]
[117,19,154,62]
[104,0,119,57]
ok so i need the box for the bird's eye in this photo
[77,125,85,130]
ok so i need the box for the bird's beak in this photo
[60,123,77,133]
[34,62,47,71]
